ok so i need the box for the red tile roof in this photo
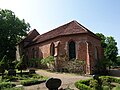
[25,20,100,47]
[17,29,39,45]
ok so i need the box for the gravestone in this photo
[8,63,16,76]
[8,69,16,76]
[46,78,62,90]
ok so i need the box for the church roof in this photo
[25,20,100,47]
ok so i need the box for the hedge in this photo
[75,76,120,90]
[0,82,16,89]
[20,79,46,86]
[75,79,92,90]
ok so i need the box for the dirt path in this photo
[24,69,91,90]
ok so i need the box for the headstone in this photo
[46,78,62,90]
[8,69,16,76]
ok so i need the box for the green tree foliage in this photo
[0,9,30,61]
[116,56,120,66]
[105,36,118,64]
[96,33,118,67]
[96,33,107,48]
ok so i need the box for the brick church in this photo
[16,20,103,74]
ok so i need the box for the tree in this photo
[96,33,107,48]
[96,33,118,67]
[116,56,120,66]
[0,9,30,61]
[105,37,118,65]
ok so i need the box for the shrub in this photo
[41,56,55,70]
[3,76,18,82]
[76,79,90,86]
[28,58,41,68]
[100,76,114,88]
[16,55,27,76]
[28,74,48,80]
[75,82,91,90]
[75,79,91,90]
[61,59,85,74]
[41,56,54,65]
[89,79,102,90]
[75,76,120,90]
[0,82,16,89]
[102,86,110,90]
[20,79,45,86]
[112,78,120,84]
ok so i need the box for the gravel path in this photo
[24,69,91,90]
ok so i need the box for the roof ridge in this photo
[73,20,88,32]
[39,20,74,36]
[24,20,100,47]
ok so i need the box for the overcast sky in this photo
[0,0,120,54]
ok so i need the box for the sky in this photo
[0,0,120,54]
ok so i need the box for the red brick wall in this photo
[25,33,103,74]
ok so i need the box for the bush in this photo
[75,76,120,90]
[76,79,90,86]
[102,86,110,90]
[89,79,101,90]
[41,56,55,70]
[41,56,54,65]
[21,79,45,86]
[100,76,113,86]
[112,78,120,84]
[3,76,18,82]
[28,58,41,68]
[75,82,91,90]
[75,79,91,90]
[0,82,16,89]
[60,59,85,74]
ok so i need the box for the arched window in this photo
[68,41,76,60]
[94,47,98,60]
[50,43,55,56]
